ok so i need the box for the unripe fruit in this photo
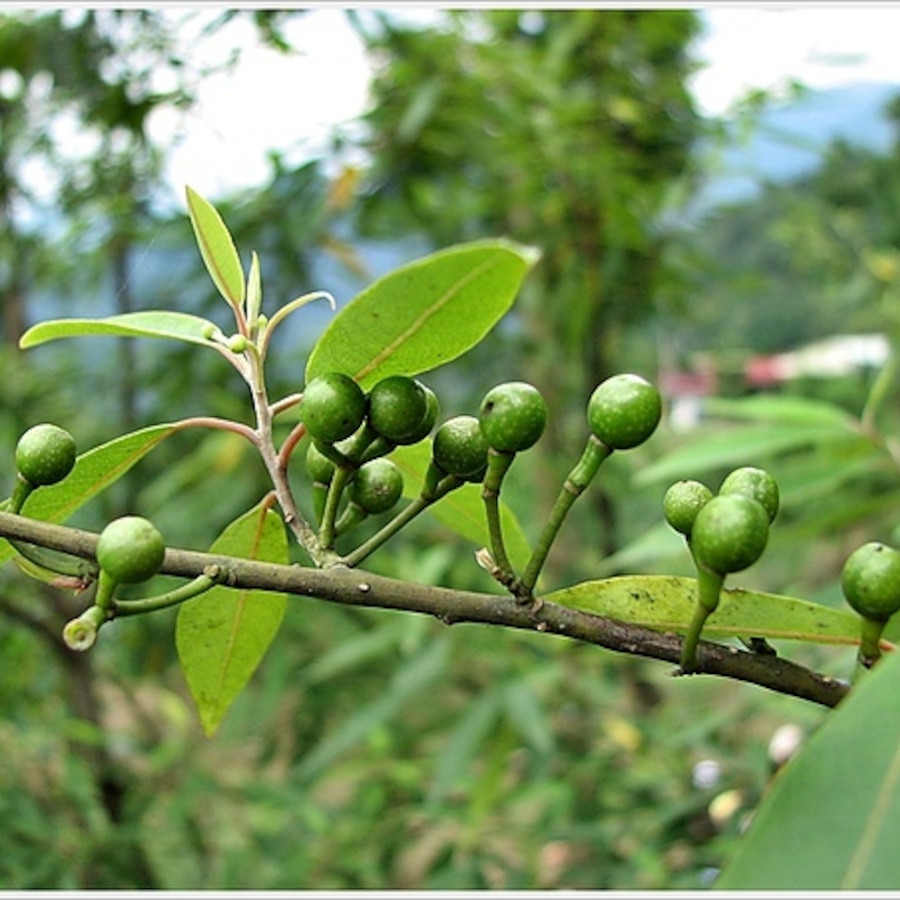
[720,466,780,524]
[15,423,77,487]
[841,542,900,622]
[367,375,428,444]
[305,442,335,484]
[479,381,547,453]
[587,373,661,450]
[433,415,488,479]
[690,494,769,576]
[300,372,367,444]
[96,516,166,584]
[402,384,441,445]
[663,479,713,537]
[348,458,404,514]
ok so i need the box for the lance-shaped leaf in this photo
[20,311,224,350]
[185,185,245,312]
[545,574,880,647]
[305,239,540,389]
[389,442,531,571]
[716,644,900,889]
[0,423,178,567]
[176,501,289,737]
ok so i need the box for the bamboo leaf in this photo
[306,239,540,389]
[185,185,245,312]
[176,500,289,737]
[20,311,224,350]
[545,574,875,646]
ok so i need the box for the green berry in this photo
[663,479,713,537]
[96,516,166,584]
[300,372,367,444]
[841,542,900,622]
[15,423,77,487]
[348,458,404,514]
[478,381,547,453]
[402,384,441,445]
[587,373,661,450]
[367,375,428,444]
[305,442,335,484]
[433,415,488,479]
[720,466,780,523]
[690,494,769,576]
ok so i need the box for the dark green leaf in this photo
[305,239,540,389]
[176,500,289,737]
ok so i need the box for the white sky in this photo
[151,5,900,201]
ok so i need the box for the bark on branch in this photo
[0,510,850,709]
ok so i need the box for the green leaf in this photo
[185,185,245,311]
[297,635,450,781]
[305,239,540,389]
[176,501,289,737]
[389,442,532,571]
[716,645,900,889]
[20,311,224,350]
[0,423,178,566]
[545,574,872,646]
[636,422,861,486]
[703,393,856,427]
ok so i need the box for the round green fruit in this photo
[305,442,335,484]
[690,494,769,576]
[663,479,713,537]
[587,373,661,450]
[348,458,404,514]
[719,466,780,524]
[841,541,900,621]
[433,415,488,479]
[401,384,440,445]
[300,373,367,444]
[366,375,429,444]
[15,423,77,487]
[478,382,547,453]
[96,516,166,584]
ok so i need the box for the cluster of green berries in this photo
[664,466,779,577]
[664,466,779,672]
[299,371,662,539]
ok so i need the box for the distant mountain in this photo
[688,81,900,215]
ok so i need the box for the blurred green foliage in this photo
[1,6,899,891]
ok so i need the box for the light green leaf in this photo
[20,311,223,350]
[185,184,245,311]
[0,423,178,566]
[703,393,856,427]
[176,501,289,737]
[389,442,532,571]
[246,250,262,324]
[545,574,873,646]
[717,644,900,889]
[636,423,861,486]
[305,239,540,389]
